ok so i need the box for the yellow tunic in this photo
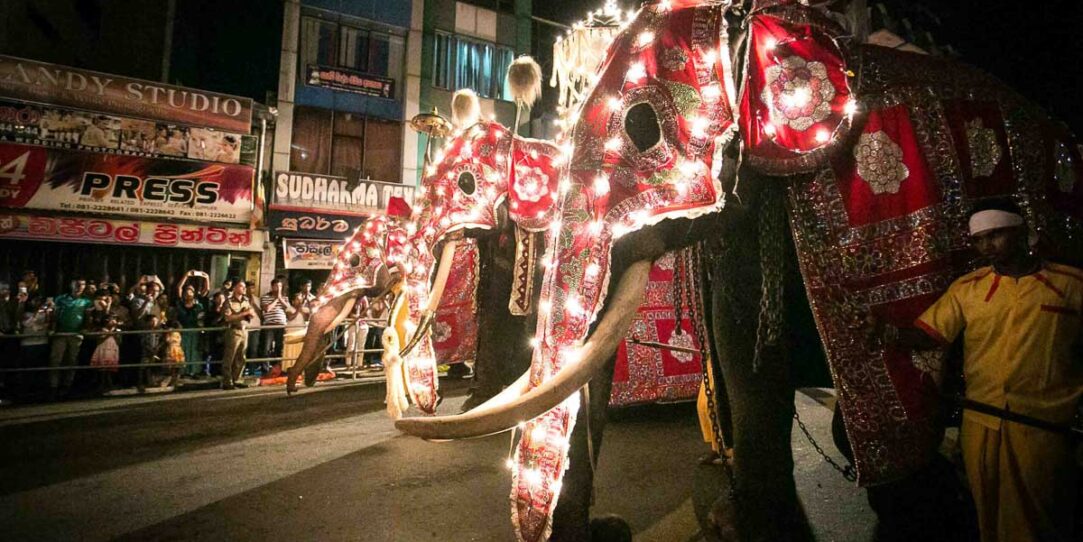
[916,262,1082,542]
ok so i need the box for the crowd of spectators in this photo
[0,270,330,402]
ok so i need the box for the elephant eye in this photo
[349,254,362,267]
[624,102,661,152]
[457,171,476,195]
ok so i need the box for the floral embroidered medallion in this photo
[432,320,451,343]
[667,330,696,363]
[1053,141,1077,193]
[661,47,688,72]
[854,130,910,194]
[761,55,835,132]
[513,164,551,203]
[911,350,944,386]
[965,118,1001,178]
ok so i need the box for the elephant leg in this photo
[831,409,979,542]
[465,234,524,410]
[706,186,812,542]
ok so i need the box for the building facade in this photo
[270,0,531,284]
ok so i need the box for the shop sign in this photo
[0,142,253,224]
[271,171,415,216]
[0,213,264,252]
[267,209,365,240]
[0,99,252,165]
[282,238,341,269]
[305,64,395,99]
[0,54,253,133]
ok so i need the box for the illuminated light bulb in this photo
[636,31,655,48]
[815,129,830,143]
[593,174,610,196]
[626,62,646,82]
[549,221,561,234]
[529,337,540,348]
[764,123,777,137]
[691,116,710,138]
[701,84,722,103]
[844,100,859,116]
[524,468,543,487]
[566,295,582,315]
[563,347,582,364]
[678,160,699,178]
[517,421,527,429]
[505,458,516,470]
[541,257,554,269]
[782,87,810,108]
[560,142,574,157]
[539,299,552,314]
[702,49,718,66]
[433,151,444,164]
[588,221,604,235]
[529,149,539,159]
[585,263,600,277]
[607,97,622,111]
[559,179,572,195]
[604,137,622,152]
[489,113,497,121]
[511,201,519,210]
[765,38,778,51]
[613,223,629,239]
[531,425,546,443]
[658,0,672,10]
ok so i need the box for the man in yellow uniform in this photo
[875,199,1082,541]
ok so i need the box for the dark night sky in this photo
[533,1,1083,134]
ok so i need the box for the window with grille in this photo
[433,32,515,101]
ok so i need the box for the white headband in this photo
[968,209,1024,236]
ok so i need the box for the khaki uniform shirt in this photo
[223,296,253,331]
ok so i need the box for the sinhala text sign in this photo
[282,238,341,269]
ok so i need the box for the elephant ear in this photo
[739,4,854,174]
[506,136,561,315]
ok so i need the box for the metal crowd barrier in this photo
[0,318,389,374]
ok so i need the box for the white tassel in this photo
[382,328,410,420]
[451,89,481,129]
[507,56,543,108]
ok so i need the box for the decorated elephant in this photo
[390,1,1083,541]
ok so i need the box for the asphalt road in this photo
[0,379,875,541]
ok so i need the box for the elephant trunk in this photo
[286,293,356,394]
[398,239,458,358]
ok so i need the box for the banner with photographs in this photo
[0,54,253,132]
[0,213,263,252]
[0,99,254,165]
[281,238,341,269]
[0,142,254,224]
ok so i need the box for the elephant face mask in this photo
[415,120,562,254]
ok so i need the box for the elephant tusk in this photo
[399,239,458,358]
[398,310,434,358]
[394,258,651,440]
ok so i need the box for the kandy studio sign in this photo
[271,171,415,215]
[0,55,253,133]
